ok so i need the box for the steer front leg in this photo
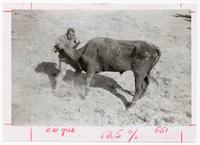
[59,59,62,69]
[85,72,94,97]
[83,63,96,98]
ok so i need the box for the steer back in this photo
[76,38,160,74]
[55,37,160,75]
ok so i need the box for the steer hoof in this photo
[125,102,132,110]
[126,101,137,110]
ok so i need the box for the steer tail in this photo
[148,48,161,86]
[151,48,161,69]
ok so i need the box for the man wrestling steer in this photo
[54,32,161,108]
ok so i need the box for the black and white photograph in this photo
[11,9,191,126]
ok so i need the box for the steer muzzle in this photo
[54,44,60,53]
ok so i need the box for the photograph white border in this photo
[1,1,199,143]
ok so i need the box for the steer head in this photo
[53,44,83,73]
[54,44,79,62]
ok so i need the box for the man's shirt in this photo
[55,34,80,61]
[55,34,80,50]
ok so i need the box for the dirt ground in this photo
[11,10,191,126]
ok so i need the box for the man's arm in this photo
[55,35,78,61]
[55,35,66,50]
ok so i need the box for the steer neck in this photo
[74,46,85,61]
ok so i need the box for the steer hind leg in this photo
[132,71,147,102]
[131,60,153,104]
[143,74,150,92]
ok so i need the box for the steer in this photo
[54,37,161,108]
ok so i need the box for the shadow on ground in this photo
[35,61,134,108]
[35,62,60,90]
